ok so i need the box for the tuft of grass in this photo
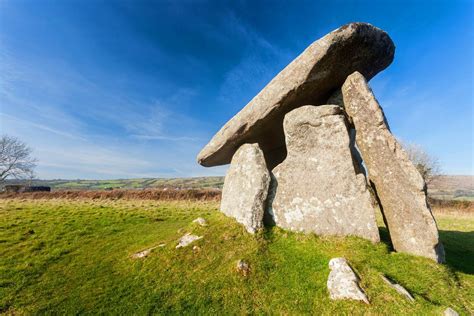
[0,199,472,314]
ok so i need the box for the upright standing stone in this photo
[341,71,445,262]
[221,143,270,233]
[268,105,380,242]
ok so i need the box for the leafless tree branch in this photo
[0,135,37,183]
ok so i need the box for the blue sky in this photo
[0,0,472,179]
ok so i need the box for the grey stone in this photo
[176,233,203,248]
[193,217,208,226]
[268,105,380,242]
[327,258,369,304]
[444,308,459,316]
[341,71,445,263]
[131,244,165,259]
[220,143,270,234]
[197,22,395,169]
[381,275,415,302]
[236,260,250,276]
[131,249,151,259]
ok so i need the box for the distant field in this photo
[0,198,472,314]
[429,175,474,201]
[5,176,474,201]
[5,177,225,191]
[4,175,473,201]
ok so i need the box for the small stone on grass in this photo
[176,233,203,248]
[381,275,414,302]
[236,260,250,276]
[444,307,459,316]
[131,249,151,259]
[131,244,166,259]
[193,217,208,226]
[327,258,369,304]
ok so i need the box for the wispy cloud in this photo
[0,113,86,141]
[0,47,211,179]
[216,12,291,108]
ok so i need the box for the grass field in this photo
[4,175,473,201]
[0,198,472,315]
[5,177,225,191]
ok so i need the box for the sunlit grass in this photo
[0,199,472,314]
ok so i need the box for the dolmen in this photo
[197,22,445,263]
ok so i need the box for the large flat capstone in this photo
[198,22,395,169]
[220,143,270,233]
[341,71,445,262]
[267,105,380,242]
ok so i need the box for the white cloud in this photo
[0,113,85,141]
[0,52,215,179]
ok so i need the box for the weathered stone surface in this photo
[444,307,459,316]
[341,71,445,262]
[192,217,208,226]
[327,258,369,304]
[176,233,202,248]
[236,260,250,276]
[267,105,380,242]
[381,275,415,302]
[198,22,395,169]
[220,143,270,233]
[131,244,165,259]
[131,249,151,259]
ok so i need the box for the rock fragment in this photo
[236,260,250,276]
[341,71,445,263]
[193,217,208,226]
[197,22,395,169]
[327,258,369,304]
[381,275,415,302]
[131,244,165,259]
[444,307,459,316]
[220,143,270,233]
[176,233,203,248]
[268,105,380,242]
[131,249,151,259]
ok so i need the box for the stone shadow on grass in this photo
[439,230,474,275]
[378,226,394,251]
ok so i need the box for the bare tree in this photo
[402,142,441,184]
[0,135,37,183]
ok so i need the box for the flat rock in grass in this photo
[197,22,394,169]
[176,233,203,248]
[268,105,380,242]
[381,275,414,302]
[192,217,208,226]
[220,143,270,234]
[131,249,151,259]
[131,244,166,259]
[444,308,459,316]
[327,258,369,304]
[236,260,250,276]
[341,71,445,263]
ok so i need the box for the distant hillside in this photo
[4,177,225,191]
[428,175,474,201]
[4,175,473,201]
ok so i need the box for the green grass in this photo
[7,177,225,190]
[0,199,472,315]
